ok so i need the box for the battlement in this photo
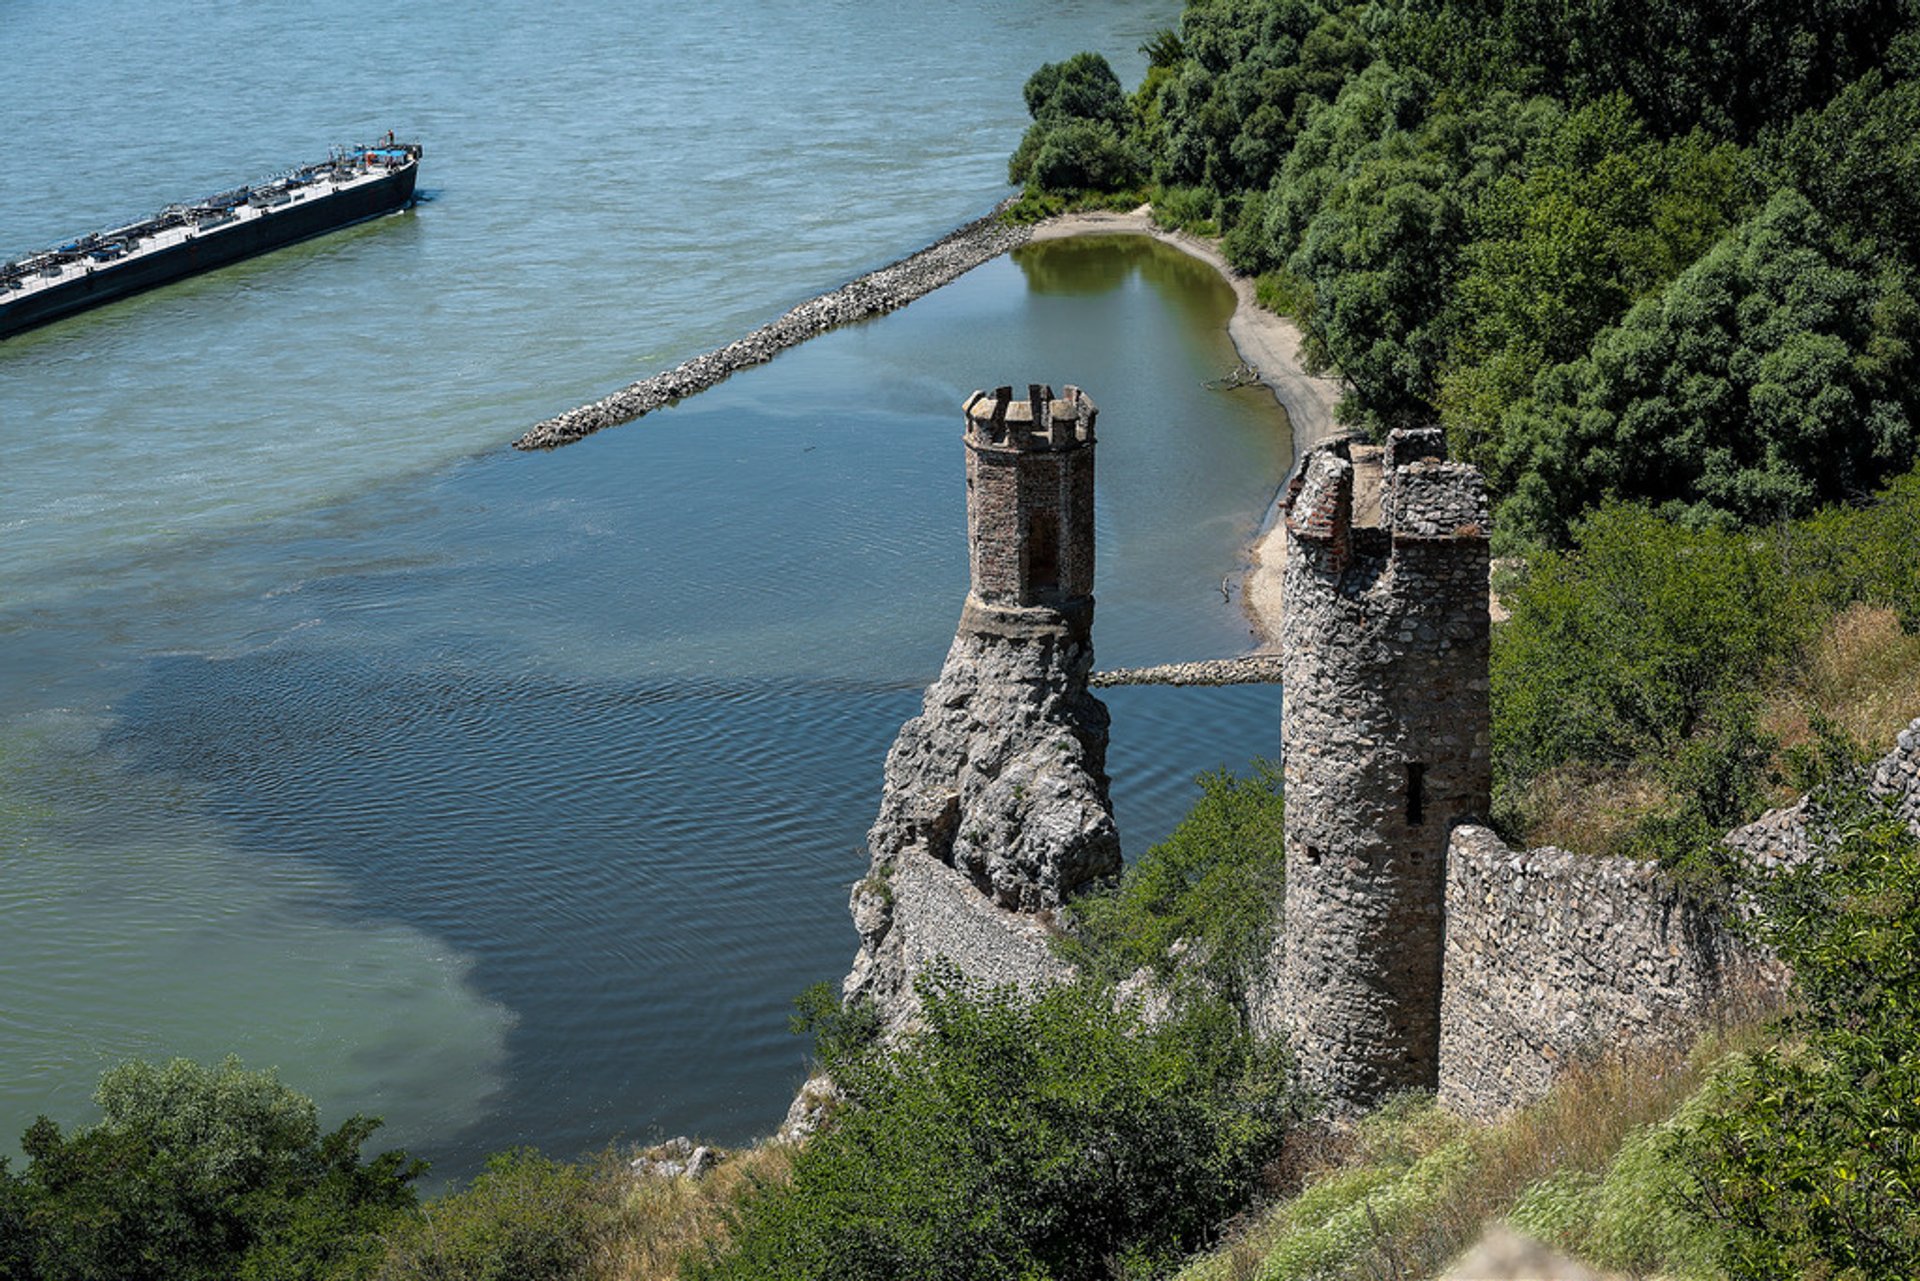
[963,384,1097,615]
[1285,429,1489,556]
[964,384,1097,452]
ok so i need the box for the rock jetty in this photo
[514,203,1035,450]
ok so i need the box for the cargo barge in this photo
[0,140,422,339]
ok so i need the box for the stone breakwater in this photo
[1089,654,1284,687]
[514,203,1035,451]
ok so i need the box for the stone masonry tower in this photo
[844,384,1117,1024]
[962,384,1098,631]
[1278,427,1491,1112]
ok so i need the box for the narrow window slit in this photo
[1406,763,1426,826]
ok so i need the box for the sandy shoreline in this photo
[1031,208,1345,649]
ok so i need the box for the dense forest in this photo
[1011,0,1920,550]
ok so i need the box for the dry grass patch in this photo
[595,1142,793,1281]
[1765,604,1920,757]
[1504,761,1669,858]
[1180,1019,1771,1281]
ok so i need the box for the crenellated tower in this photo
[962,384,1097,632]
[1278,426,1491,1112]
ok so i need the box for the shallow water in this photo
[0,1,1290,1174]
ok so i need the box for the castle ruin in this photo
[844,386,1119,1024]
[842,395,1889,1123]
[1276,428,1492,1111]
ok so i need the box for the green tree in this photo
[1009,52,1143,193]
[1149,0,1372,196]
[687,972,1294,1281]
[1062,762,1286,1021]
[373,1151,605,1281]
[1495,190,1920,544]
[3,1057,419,1281]
[1439,97,1751,467]
[1490,504,1806,811]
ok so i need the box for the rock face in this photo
[844,387,1120,1025]
[1273,427,1493,1112]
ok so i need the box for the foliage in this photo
[1666,787,1920,1277]
[1009,52,1144,193]
[1505,1088,1726,1279]
[1439,98,1753,469]
[1059,762,1286,1019]
[0,1056,420,1281]
[1489,504,1804,813]
[374,1149,607,1281]
[1494,189,1920,544]
[789,980,880,1071]
[1144,0,1373,196]
[1010,0,1920,537]
[685,969,1295,1281]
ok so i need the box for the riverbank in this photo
[1028,207,1345,648]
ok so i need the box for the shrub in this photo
[685,970,1295,1281]
[1665,786,1920,1278]
[374,1149,606,1281]
[1062,762,1286,1019]
[1,1056,420,1281]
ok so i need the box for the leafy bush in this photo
[0,1056,420,1281]
[686,970,1295,1281]
[1061,762,1286,1019]
[1490,504,1805,816]
[790,979,881,1069]
[374,1149,607,1281]
[1010,52,1145,194]
[1666,786,1920,1278]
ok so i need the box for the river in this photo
[0,0,1289,1176]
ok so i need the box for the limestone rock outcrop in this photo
[844,605,1119,1021]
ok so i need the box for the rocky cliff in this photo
[843,601,1120,1024]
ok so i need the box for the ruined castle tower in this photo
[1277,427,1491,1111]
[963,383,1098,624]
[844,385,1119,1023]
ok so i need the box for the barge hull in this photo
[1,161,418,340]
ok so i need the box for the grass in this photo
[999,186,1151,224]
[594,1143,793,1281]
[1502,604,1920,860]
[1762,604,1920,760]
[1177,1017,1774,1281]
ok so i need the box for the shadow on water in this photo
[1012,235,1229,314]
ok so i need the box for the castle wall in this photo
[1437,826,1784,1120]
[1277,430,1491,1112]
[1440,718,1920,1120]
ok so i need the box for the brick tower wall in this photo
[1277,428,1491,1112]
[964,385,1096,611]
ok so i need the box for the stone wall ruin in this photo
[1273,428,1492,1112]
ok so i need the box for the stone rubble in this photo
[515,203,1034,450]
[629,1135,723,1181]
